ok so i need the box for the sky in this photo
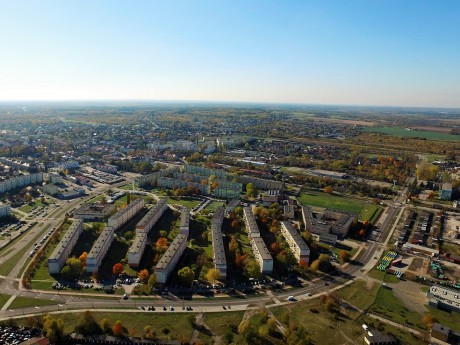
[1,1,459,107]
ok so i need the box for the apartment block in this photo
[48,219,84,274]
[135,199,167,234]
[108,198,144,229]
[155,234,188,284]
[179,207,190,235]
[0,204,11,218]
[211,206,227,278]
[0,173,44,193]
[86,225,115,273]
[251,237,273,274]
[280,221,310,263]
[243,206,260,238]
[127,233,148,267]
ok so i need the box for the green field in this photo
[19,200,46,213]
[336,279,379,310]
[298,191,382,221]
[203,201,225,212]
[8,295,59,309]
[163,197,200,209]
[364,126,460,142]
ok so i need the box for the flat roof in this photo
[109,198,143,221]
[49,219,83,261]
[281,221,310,253]
[87,226,115,259]
[243,207,260,234]
[428,285,460,309]
[180,207,190,228]
[252,237,272,261]
[155,234,188,270]
[136,199,166,228]
[128,233,147,255]
[211,207,226,266]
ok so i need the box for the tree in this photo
[339,250,351,263]
[112,263,124,276]
[229,235,239,253]
[75,310,102,336]
[147,272,157,291]
[245,259,262,278]
[138,269,150,283]
[43,314,64,344]
[63,257,83,279]
[324,186,333,194]
[422,313,437,329]
[311,254,333,273]
[60,266,72,280]
[270,242,281,254]
[100,318,113,335]
[144,325,155,339]
[231,220,240,231]
[177,266,195,286]
[359,229,366,237]
[113,320,125,336]
[79,252,88,268]
[206,268,221,284]
[156,237,169,252]
[235,253,248,268]
[246,183,257,198]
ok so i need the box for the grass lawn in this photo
[0,223,49,276]
[19,199,46,213]
[336,279,380,310]
[162,197,200,209]
[118,184,133,190]
[203,311,244,335]
[298,191,381,221]
[364,126,460,142]
[0,294,11,309]
[8,296,59,309]
[441,242,460,256]
[203,201,225,212]
[88,194,107,204]
[427,306,460,332]
[16,311,197,340]
[370,287,424,330]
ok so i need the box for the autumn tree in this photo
[235,253,248,268]
[138,269,149,283]
[113,320,125,336]
[422,313,437,329]
[100,318,113,335]
[324,186,333,194]
[229,235,239,253]
[112,262,124,276]
[156,237,169,252]
[43,314,64,344]
[206,268,221,285]
[339,250,351,263]
[310,254,333,273]
[75,310,102,336]
[79,252,88,268]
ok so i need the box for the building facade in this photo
[179,207,190,235]
[280,221,310,263]
[251,237,273,274]
[48,219,84,274]
[108,198,144,229]
[155,234,188,284]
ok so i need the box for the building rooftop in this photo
[155,234,188,270]
[109,198,143,221]
[128,233,147,255]
[180,207,190,228]
[281,221,310,253]
[428,285,460,309]
[49,219,83,261]
[252,237,272,260]
[211,207,226,266]
[243,207,260,235]
[87,226,115,259]
[136,199,166,229]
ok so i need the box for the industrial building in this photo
[427,285,460,313]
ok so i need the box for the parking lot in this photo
[0,326,40,345]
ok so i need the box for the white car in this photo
[287,296,296,301]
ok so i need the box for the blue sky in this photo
[1,1,459,107]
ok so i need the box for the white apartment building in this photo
[48,219,84,274]
[280,221,310,263]
[0,204,11,218]
[251,237,273,274]
[0,173,44,193]
[243,206,260,238]
[155,234,188,284]
[86,226,115,273]
[127,233,148,267]
[179,207,190,235]
[60,161,79,170]
[211,207,227,278]
[135,199,167,234]
[108,198,144,229]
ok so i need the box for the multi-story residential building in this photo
[179,207,190,235]
[48,219,84,274]
[155,234,188,284]
[280,221,310,263]
[127,233,148,268]
[211,207,227,278]
[440,183,453,201]
[243,206,260,238]
[108,198,144,229]
[0,203,12,218]
[86,226,115,273]
[135,199,167,234]
[96,164,118,174]
[60,160,80,170]
[74,203,115,221]
[0,173,44,193]
[251,237,273,274]
[128,200,168,267]
[283,205,295,219]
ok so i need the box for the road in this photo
[0,178,406,321]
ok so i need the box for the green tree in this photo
[43,314,64,344]
[75,311,102,336]
[177,266,195,286]
[206,268,221,284]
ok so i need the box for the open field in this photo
[0,294,10,309]
[364,126,460,141]
[203,201,225,212]
[336,279,379,310]
[8,296,59,309]
[19,200,46,213]
[162,197,200,209]
[298,191,382,221]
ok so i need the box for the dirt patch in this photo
[391,280,428,314]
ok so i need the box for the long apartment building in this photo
[0,173,44,193]
[86,225,115,273]
[108,198,144,229]
[211,206,227,278]
[280,221,310,263]
[243,207,273,273]
[179,207,190,235]
[251,237,273,274]
[155,234,188,284]
[0,204,11,218]
[128,199,168,267]
[135,199,167,234]
[48,219,84,274]
[243,206,261,238]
